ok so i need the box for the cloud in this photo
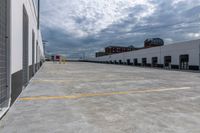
[40,0,200,58]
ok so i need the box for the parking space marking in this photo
[18,87,191,101]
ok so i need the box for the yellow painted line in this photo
[18,87,191,101]
[32,80,72,84]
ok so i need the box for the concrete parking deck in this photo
[1,62,200,133]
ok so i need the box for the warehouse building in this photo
[89,39,200,71]
[95,38,164,57]
[0,0,44,117]
[105,45,138,54]
[95,52,108,57]
[95,46,140,57]
[144,38,164,48]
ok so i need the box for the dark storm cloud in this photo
[40,0,200,58]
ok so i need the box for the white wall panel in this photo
[10,0,44,74]
[90,39,200,68]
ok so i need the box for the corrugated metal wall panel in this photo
[0,0,9,109]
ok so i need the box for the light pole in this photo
[42,40,48,58]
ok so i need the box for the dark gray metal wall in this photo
[22,7,29,86]
[36,41,38,71]
[32,30,35,76]
[0,0,9,109]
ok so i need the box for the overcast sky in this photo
[40,0,200,58]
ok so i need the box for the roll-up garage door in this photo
[23,7,29,86]
[0,0,9,110]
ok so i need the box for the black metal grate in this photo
[0,0,8,110]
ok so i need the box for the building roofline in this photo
[105,46,134,48]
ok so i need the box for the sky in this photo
[40,0,200,58]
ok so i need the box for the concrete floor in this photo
[1,62,200,133]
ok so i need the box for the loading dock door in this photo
[142,58,147,66]
[0,0,9,110]
[152,57,158,67]
[180,55,189,70]
[22,7,29,86]
[134,59,138,66]
[164,56,171,68]
[127,59,131,65]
